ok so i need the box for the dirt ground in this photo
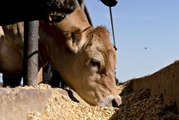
[0,60,179,120]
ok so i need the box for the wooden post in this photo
[23,20,39,86]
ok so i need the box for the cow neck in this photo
[40,7,91,41]
[39,6,91,43]
[39,22,65,44]
[53,6,91,33]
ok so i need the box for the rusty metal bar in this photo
[23,20,39,86]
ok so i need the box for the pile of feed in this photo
[110,85,179,120]
[16,82,178,120]
[22,84,118,120]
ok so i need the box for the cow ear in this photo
[66,29,83,54]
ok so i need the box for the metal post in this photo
[23,20,39,86]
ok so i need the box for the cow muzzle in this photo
[97,95,122,107]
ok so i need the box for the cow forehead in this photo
[84,26,116,58]
[85,26,115,51]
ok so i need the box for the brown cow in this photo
[0,7,121,107]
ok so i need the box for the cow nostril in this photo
[112,99,118,107]
[112,97,122,107]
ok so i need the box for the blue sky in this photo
[86,0,179,82]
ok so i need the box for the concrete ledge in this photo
[128,60,179,113]
[0,88,52,120]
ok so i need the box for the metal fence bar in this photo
[23,20,39,86]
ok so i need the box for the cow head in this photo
[66,26,121,107]
[39,7,121,107]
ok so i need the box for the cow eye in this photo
[90,58,101,70]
